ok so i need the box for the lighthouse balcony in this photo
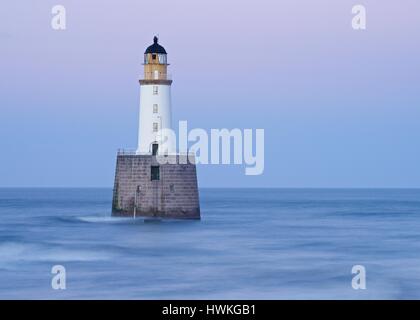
[117,149,193,156]
[117,149,149,156]
[116,149,195,160]
[139,72,172,85]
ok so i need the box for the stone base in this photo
[112,154,200,219]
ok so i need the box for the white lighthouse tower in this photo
[112,37,200,219]
[137,36,175,155]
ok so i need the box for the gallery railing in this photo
[117,149,195,157]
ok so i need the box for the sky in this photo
[1,0,420,188]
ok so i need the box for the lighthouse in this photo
[112,37,200,219]
[137,36,175,155]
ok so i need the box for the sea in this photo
[0,188,420,299]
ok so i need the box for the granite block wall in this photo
[112,154,200,219]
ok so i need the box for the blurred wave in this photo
[1,188,420,299]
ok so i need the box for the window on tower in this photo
[158,54,167,64]
[152,143,159,156]
[153,122,158,132]
[152,54,157,60]
[153,86,158,95]
[153,104,158,113]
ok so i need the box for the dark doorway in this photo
[151,166,160,181]
[152,143,159,156]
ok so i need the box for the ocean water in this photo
[0,188,420,299]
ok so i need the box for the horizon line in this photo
[1,186,420,190]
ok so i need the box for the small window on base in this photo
[151,166,160,181]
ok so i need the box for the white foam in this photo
[0,242,112,265]
[76,216,130,223]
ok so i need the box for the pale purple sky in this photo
[1,0,420,187]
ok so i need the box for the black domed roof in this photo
[145,36,167,54]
